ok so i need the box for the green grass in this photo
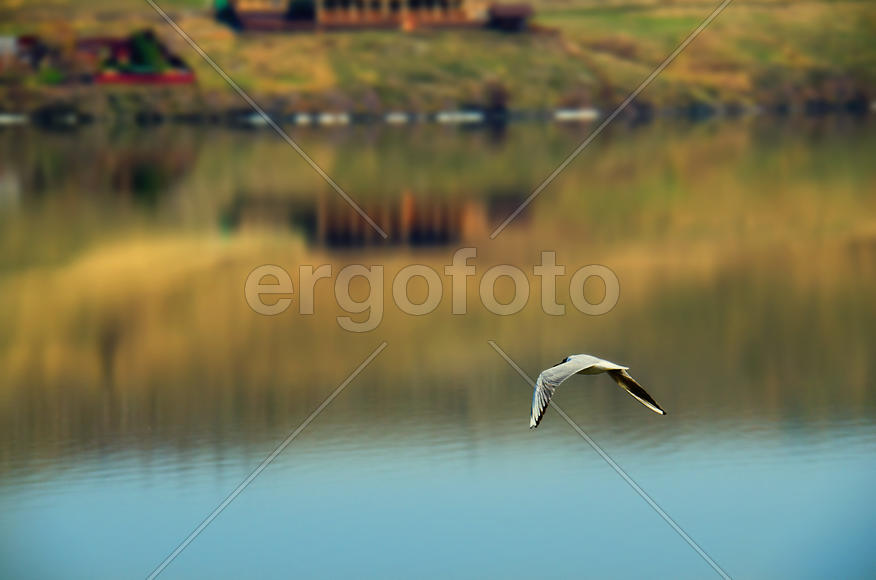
[1,0,874,109]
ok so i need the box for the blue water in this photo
[2,404,874,579]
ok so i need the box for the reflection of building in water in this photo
[223,190,530,247]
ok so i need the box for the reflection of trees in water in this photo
[110,155,183,207]
[0,165,22,210]
[1,127,200,203]
[0,128,203,269]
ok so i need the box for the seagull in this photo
[530,354,666,428]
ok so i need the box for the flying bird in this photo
[530,354,666,428]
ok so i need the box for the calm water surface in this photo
[0,120,875,579]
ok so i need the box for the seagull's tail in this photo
[608,370,666,415]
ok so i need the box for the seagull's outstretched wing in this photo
[608,369,666,415]
[530,357,599,428]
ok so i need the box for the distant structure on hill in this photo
[75,31,194,85]
[485,3,533,32]
[214,0,532,31]
[0,30,194,86]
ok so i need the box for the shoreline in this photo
[4,97,872,130]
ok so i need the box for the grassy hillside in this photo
[1,0,874,110]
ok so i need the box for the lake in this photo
[0,118,874,579]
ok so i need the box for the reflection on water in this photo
[223,189,529,248]
[0,120,875,579]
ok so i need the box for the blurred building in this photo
[486,3,533,32]
[75,31,194,85]
[0,30,194,87]
[215,0,503,31]
[0,36,17,72]
[0,35,51,76]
